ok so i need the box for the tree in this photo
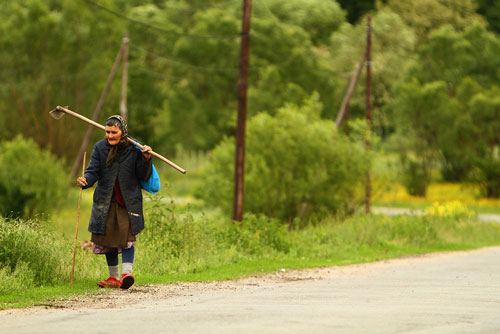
[388,23,500,194]
[390,80,455,196]
[154,2,344,152]
[197,95,367,222]
[382,0,485,45]
[253,0,345,45]
[0,0,124,162]
[468,86,500,197]
[475,0,500,34]
[329,9,416,134]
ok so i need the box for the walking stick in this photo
[71,152,86,285]
[49,105,186,174]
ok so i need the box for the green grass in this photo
[2,208,500,310]
[4,151,500,310]
[0,244,492,310]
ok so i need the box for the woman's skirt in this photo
[91,200,136,254]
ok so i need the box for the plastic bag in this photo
[141,163,160,194]
[132,139,161,194]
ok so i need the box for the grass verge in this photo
[2,203,500,310]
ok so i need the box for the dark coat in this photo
[83,139,152,235]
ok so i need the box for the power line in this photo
[129,38,304,73]
[156,0,241,14]
[130,43,241,73]
[83,0,245,40]
[0,68,109,89]
[127,64,187,83]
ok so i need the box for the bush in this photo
[0,217,68,292]
[475,158,500,198]
[401,159,430,197]
[222,214,291,256]
[139,197,293,275]
[0,135,68,218]
[197,95,367,222]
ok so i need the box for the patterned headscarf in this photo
[105,115,129,167]
[105,115,128,138]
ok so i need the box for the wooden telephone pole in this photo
[233,0,252,222]
[365,15,373,214]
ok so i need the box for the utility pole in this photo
[120,31,129,121]
[70,43,124,178]
[233,0,252,222]
[335,53,366,130]
[365,15,373,214]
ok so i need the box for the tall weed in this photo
[0,217,69,293]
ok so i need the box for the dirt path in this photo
[2,247,500,333]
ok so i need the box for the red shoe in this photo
[120,273,135,289]
[97,276,120,288]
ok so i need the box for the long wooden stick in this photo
[71,152,86,285]
[53,105,186,174]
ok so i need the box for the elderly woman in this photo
[77,115,152,289]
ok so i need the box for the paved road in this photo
[2,247,500,333]
[373,206,500,223]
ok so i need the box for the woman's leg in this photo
[120,246,135,289]
[97,249,121,288]
[105,249,119,278]
[121,246,135,275]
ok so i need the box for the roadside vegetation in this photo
[3,0,500,311]
[2,168,500,309]
[2,136,500,310]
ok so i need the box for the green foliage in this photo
[388,23,500,194]
[222,214,291,256]
[329,9,415,133]
[0,136,68,218]
[467,87,500,197]
[390,80,453,195]
[475,0,500,33]
[383,0,484,45]
[0,217,68,294]
[139,194,289,275]
[197,95,367,222]
[141,194,200,262]
[0,0,124,159]
[254,0,346,45]
[401,160,430,197]
[154,2,343,152]
[138,191,500,278]
[3,198,500,307]
[409,24,500,93]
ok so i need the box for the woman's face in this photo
[105,125,122,146]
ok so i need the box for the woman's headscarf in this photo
[105,115,129,167]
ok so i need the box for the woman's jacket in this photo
[83,139,152,235]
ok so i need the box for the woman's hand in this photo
[141,145,152,160]
[77,176,88,188]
